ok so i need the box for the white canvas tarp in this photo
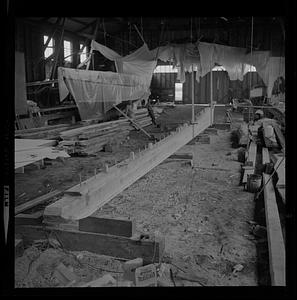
[58,67,150,120]
[91,40,157,87]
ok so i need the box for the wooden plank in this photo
[277,187,286,204]
[262,147,270,164]
[272,123,285,151]
[60,119,128,138]
[79,216,135,237]
[15,211,43,225]
[15,147,69,169]
[15,190,63,215]
[15,225,161,263]
[246,141,257,167]
[15,139,56,151]
[15,123,70,134]
[44,107,212,220]
[274,157,285,188]
[263,174,286,286]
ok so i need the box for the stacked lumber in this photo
[15,124,73,140]
[132,108,152,128]
[57,118,131,155]
[131,107,163,128]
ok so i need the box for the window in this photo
[154,65,178,73]
[63,40,72,62]
[212,65,226,71]
[79,43,88,63]
[175,83,183,101]
[243,64,257,73]
[43,35,54,59]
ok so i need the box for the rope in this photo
[190,17,193,42]
[102,18,107,46]
[249,16,254,94]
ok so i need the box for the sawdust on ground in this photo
[15,106,259,286]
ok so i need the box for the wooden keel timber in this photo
[44,107,212,220]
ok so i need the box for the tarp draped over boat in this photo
[58,40,285,119]
[58,67,150,120]
[91,40,157,86]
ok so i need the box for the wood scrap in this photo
[15,190,63,215]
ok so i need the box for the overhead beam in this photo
[44,107,212,221]
[76,20,97,33]
[20,18,92,41]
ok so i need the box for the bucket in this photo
[247,174,262,193]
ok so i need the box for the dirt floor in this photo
[15,105,262,286]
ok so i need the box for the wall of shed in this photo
[151,70,265,103]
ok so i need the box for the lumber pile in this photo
[131,107,163,129]
[15,123,73,140]
[132,108,152,128]
[57,118,131,155]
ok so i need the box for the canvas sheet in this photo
[91,40,157,86]
[58,67,150,120]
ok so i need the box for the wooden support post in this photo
[86,18,100,70]
[210,64,214,125]
[263,174,285,286]
[50,18,65,80]
[130,152,135,160]
[15,225,161,264]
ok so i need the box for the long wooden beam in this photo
[15,225,161,264]
[44,107,212,220]
[263,174,285,286]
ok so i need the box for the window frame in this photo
[43,35,54,59]
[63,39,73,63]
[79,43,88,63]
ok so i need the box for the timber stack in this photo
[131,107,162,129]
[57,118,131,155]
[14,124,73,140]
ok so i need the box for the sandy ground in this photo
[15,106,260,286]
[91,129,258,286]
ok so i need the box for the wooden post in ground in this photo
[210,63,214,125]
[191,64,195,138]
